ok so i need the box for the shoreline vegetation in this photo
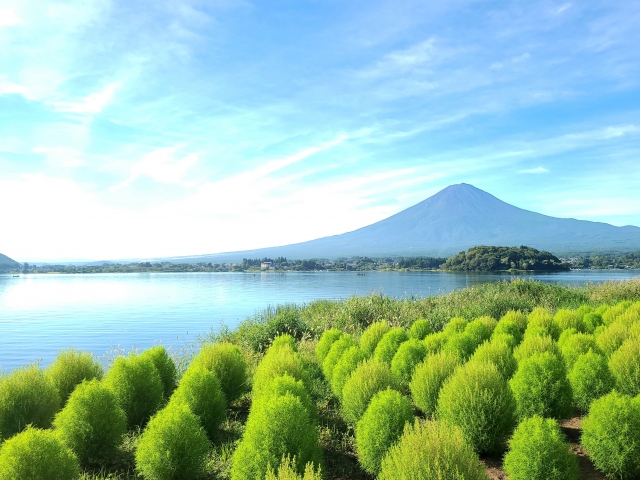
[1,278,640,479]
[5,246,640,275]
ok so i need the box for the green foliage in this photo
[330,346,367,398]
[557,328,578,348]
[437,361,516,454]
[513,334,560,363]
[265,456,323,480]
[355,388,413,475]
[0,364,59,440]
[257,374,316,420]
[231,393,321,480]
[493,318,523,345]
[321,334,356,381]
[341,358,396,424]
[442,332,479,362]
[192,342,248,403]
[359,320,390,356]
[315,328,343,364]
[140,346,177,399]
[442,316,468,336]
[568,351,614,411]
[232,308,309,353]
[560,333,599,371]
[441,245,568,272]
[608,338,640,396]
[53,379,126,466]
[583,312,603,333]
[408,318,432,340]
[554,309,585,332]
[390,338,427,386]
[500,310,528,332]
[136,402,210,480]
[582,391,640,479]
[378,419,488,480]
[171,365,226,439]
[602,302,629,325]
[465,317,495,345]
[373,327,409,364]
[252,344,312,396]
[526,307,560,340]
[0,427,79,480]
[509,352,573,421]
[409,351,459,417]
[271,334,298,352]
[491,332,517,350]
[422,332,446,354]
[503,415,578,480]
[103,354,164,428]
[596,322,629,357]
[45,349,103,405]
[470,339,517,379]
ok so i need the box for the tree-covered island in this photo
[441,246,570,272]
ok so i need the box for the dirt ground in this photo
[481,417,606,480]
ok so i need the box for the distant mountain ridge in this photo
[0,253,20,271]
[162,183,640,263]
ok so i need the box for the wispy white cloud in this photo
[33,146,84,168]
[519,166,549,174]
[49,82,122,115]
[0,8,22,26]
[113,147,200,189]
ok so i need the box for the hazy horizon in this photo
[2,1,640,262]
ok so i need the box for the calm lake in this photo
[1,270,638,372]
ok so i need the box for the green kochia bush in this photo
[442,332,479,361]
[330,346,367,398]
[390,339,427,386]
[583,312,604,333]
[45,348,103,404]
[0,427,79,480]
[500,311,528,332]
[378,419,488,480]
[315,328,343,364]
[0,364,60,440]
[560,333,599,371]
[252,344,312,396]
[492,318,523,345]
[503,415,578,480]
[341,359,396,424]
[258,374,316,420]
[265,456,323,480]
[609,339,640,396]
[582,391,640,479]
[140,346,177,399]
[135,402,210,480]
[408,319,432,340]
[170,365,226,439]
[53,379,126,466]
[509,352,572,421]
[568,351,614,411]
[470,339,517,379]
[596,322,629,357]
[355,388,413,475]
[359,320,390,356]
[442,317,468,337]
[526,308,560,340]
[437,361,516,454]
[374,327,409,364]
[270,333,298,352]
[409,351,459,417]
[103,354,164,428]
[513,334,560,363]
[422,332,446,354]
[231,393,321,479]
[465,317,495,345]
[322,334,356,381]
[192,342,248,403]
[557,328,578,349]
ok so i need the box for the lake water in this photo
[1,270,638,372]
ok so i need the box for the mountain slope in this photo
[0,253,20,271]
[166,184,640,263]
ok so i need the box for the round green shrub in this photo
[0,427,79,480]
[409,351,459,417]
[378,419,487,480]
[470,339,517,379]
[465,318,495,345]
[321,334,356,381]
[359,320,390,356]
[408,319,432,340]
[341,359,396,424]
[442,317,468,337]
[265,455,323,480]
[500,311,528,332]
[568,351,614,411]
[493,318,523,345]
[355,388,413,475]
[513,334,560,363]
[192,342,248,403]
[491,332,518,350]
[103,354,164,428]
[442,332,479,362]
[0,364,59,440]
[315,328,343,364]
[256,374,316,420]
[270,333,298,352]
[583,312,603,333]
[374,328,409,364]
[527,307,559,339]
[503,415,578,480]
[45,349,103,405]
[602,303,629,325]
[53,379,126,465]
[560,333,599,371]
[231,393,321,479]
[509,352,572,420]
[437,361,516,454]
[609,338,640,396]
[330,346,367,398]
[557,328,578,348]
[140,346,177,399]
[582,390,640,479]
[422,332,446,354]
[390,339,427,386]
[171,365,226,439]
[554,309,585,332]
[596,322,629,357]
[252,345,312,396]
[136,402,210,480]
[576,304,593,317]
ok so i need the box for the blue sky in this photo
[1,0,639,262]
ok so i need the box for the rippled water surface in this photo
[1,270,638,371]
